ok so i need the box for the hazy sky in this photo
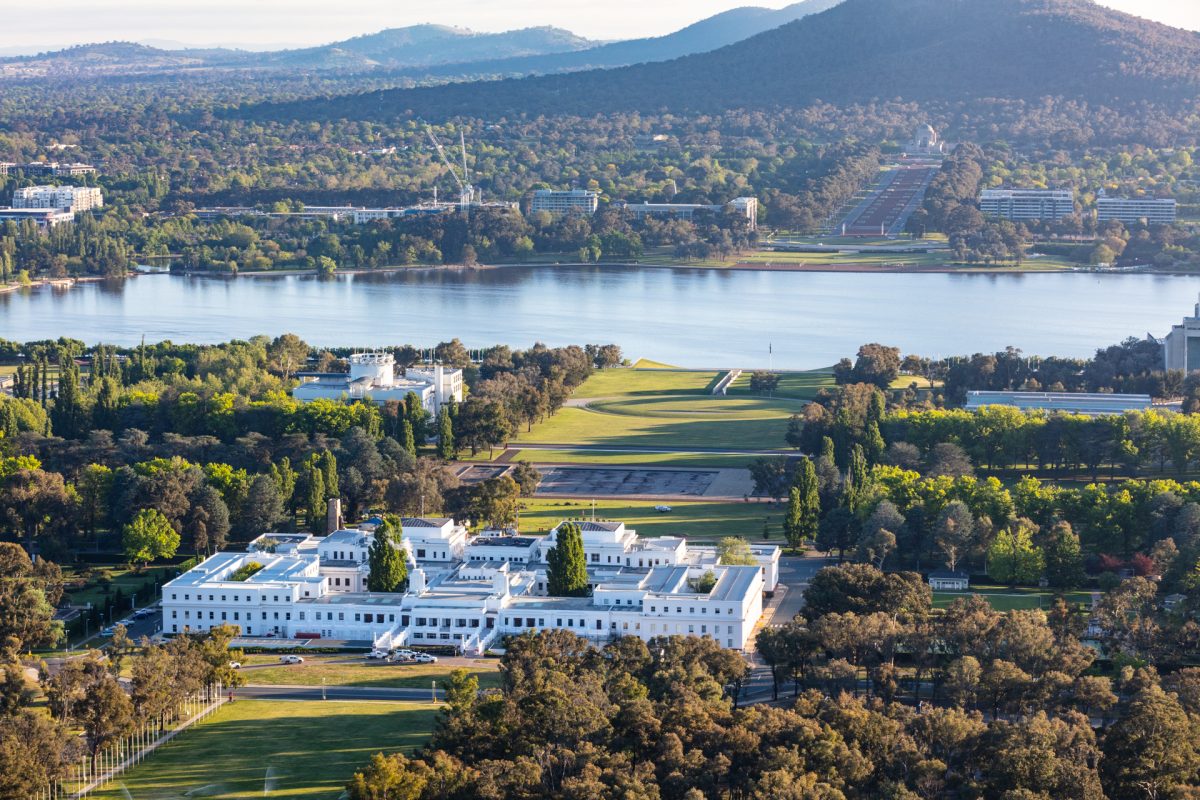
[2,0,1197,50]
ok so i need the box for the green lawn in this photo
[510,449,760,468]
[933,589,1093,612]
[727,370,836,400]
[91,700,437,799]
[63,565,173,610]
[518,497,784,542]
[239,654,501,690]
[572,367,721,399]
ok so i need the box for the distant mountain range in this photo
[0,2,841,80]
[265,0,1200,121]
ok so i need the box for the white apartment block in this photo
[161,519,780,654]
[292,353,463,415]
[12,184,104,213]
[979,189,1074,221]
[617,197,759,231]
[530,189,600,216]
[1097,197,1177,225]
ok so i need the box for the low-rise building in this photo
[0,207,76,229]
[161,518,780,653]
[530,189,599,216]
[616,197,758,231]
[964,390,1153,416]
[928,570,969,591]
[979,189,1074,221]
[13,184,104,213]
[15,162,97,177]
[1097,196,1177,225]
[292,353,463,415]
[1165,295,1200,373]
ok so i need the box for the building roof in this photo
[927,569,968,580]
[468,536,539,548]
[402,517,452,528]
[708,566,761,601]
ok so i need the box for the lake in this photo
[2,266,1197,369]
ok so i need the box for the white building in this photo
[0,208,75,229]
[1097,197,1177,225]
[292,353,463,415]
[530,189,599,216]
[617,197,758,231]
[1165,295,1200,373]
[979,189,1074,221]
[12,185,104,213]
[907,124,947,155]
[964,390,1153,416]
[161,518,780,653]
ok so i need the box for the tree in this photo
[455,397,512,456]
[267,333,309,380]
[436,406,455,460]
[844,444,871,513]
[935,500,974,572]
[1102,682,1200,800]
[987,521,1044,585]
[0,712,74,800]
[0,543,61,651]
[1042,521,1086,590]
[469,475,521,529]
[546,522,588,597]
[122,508,180,569]
[749,456,790,501]
[79,671,133,762]
[717,537,757,565]
[851,343,901,389]
[785,457,820,548]
[50,357,87,440]
[240,473,284,536]
[367,518,408,593]
[77,463,114,541]
[749,371,780,393]
[402,419,417,459]
[305,463,327,533]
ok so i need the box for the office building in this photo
[0,208,76,229]
[979,189,1074,221]
[530,189,600,216]
[161,519,780,653]
[616,197,758,230]
[292,352,463,415]
[965,390,1153,416]
[1165,295,1200,373]
[12,184,104,213]
[1097,197,1177,225]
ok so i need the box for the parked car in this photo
[366,649,390,660]
[278,655,304,664]
[411,653,438,663]
[228,661,242,669]
[391,649,417,659]
[654,505,673,513]
[100,626,117,637]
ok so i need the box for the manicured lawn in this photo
[510,449,760,468]
[933,589,1093,612]
[63,565,173,609]
[518,497,784,542]
[91,699,437,799]
[572,367,721,399]
[239,654,501,690]
[728,370,836,400]
[515,396,804,452]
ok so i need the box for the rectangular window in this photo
[354,613,361,622]
[221,612,227,620]
[591,554,599,562]
[338,613,344,621]
[417,549,426,558]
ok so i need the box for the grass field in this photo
[62,565,174,609]
[510,449,760,468]
[518,497,784,541]
[239,654,501,690]
[933,588,1093,612]
[91,700,436,800]
[572,367,721,399]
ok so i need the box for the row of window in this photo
[170,592,290,603]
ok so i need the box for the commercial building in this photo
[979,189,1075,221]
[17,162,97,177]
[964,390,1153,416]
[530,189,600,216]
[292,352,463,415]
[1097,197,1177,225]
[0,208,75,229]
[161,518,780,653]
[12,184,104,213]
[616,197,758,231]
[1165,295,1200,373]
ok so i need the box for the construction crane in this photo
[424,123,474,218]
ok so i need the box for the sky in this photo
[1,0,1197,52]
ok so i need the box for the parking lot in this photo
[536,466,719,497]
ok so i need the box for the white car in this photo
[100,626,117,637]
[228,661,242,669]
[366,650,390,660]
[411,653,438,663]
[654,505,673,513]
[278,655,304,664]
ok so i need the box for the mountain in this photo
[399,0,844,79]
[264,25,598,70]
[0,42,227,78]
[267,0,1200,121]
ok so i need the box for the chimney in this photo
[410,568,426,594]
[327,497,342,532]
[492,567,510,597]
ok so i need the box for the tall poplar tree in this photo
[367,517,408,592]
[546,522,588,597]
[785,457,821,548]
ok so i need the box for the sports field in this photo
[91,699,436,799]
[519,497,784,542]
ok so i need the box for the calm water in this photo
[2,266,1197,369]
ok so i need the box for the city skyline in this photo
[1,0,1196,53]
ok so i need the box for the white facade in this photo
[1165,295,1200,373]
[1097,197,1177,225]
[979,189,1074,221]
[0,208,75,229]
[617,197,758,231]
[531,189,599,216]
[161,518,779,653]
[292,353,463,415]
[12,184,103,212]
